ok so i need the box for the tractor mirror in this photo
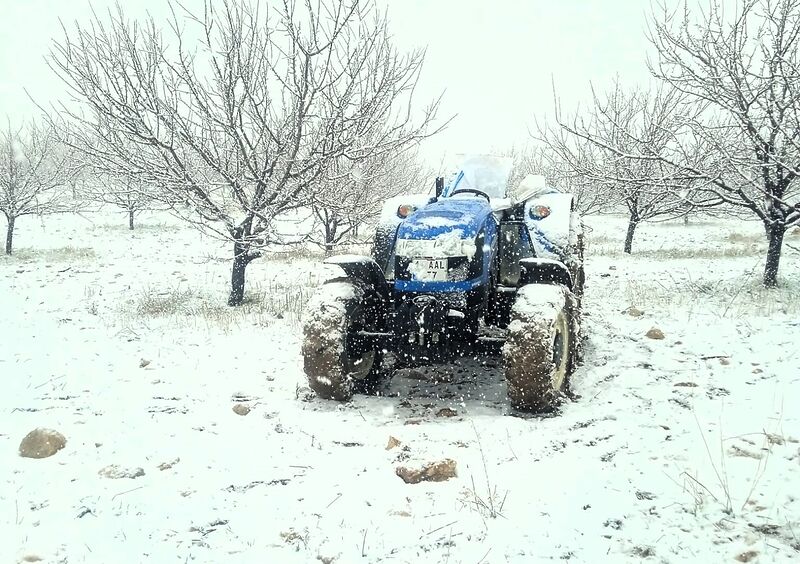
[435,177,444,198]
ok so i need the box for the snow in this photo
[410,216,459,229]
[508,282,566,317]
[512,173,549,203]
[526,192,575,257]
[303,279,358,316]
[324,254,375,266]
[395,229,476,260]
[378,194,432,224]
[1,211,799,563]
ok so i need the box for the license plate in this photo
[410,258,448,281]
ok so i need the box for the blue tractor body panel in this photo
[396,197,491,241]
[393,197,497,294]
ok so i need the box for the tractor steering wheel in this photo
[451,188,491,202]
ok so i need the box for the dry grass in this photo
[96,222,182,233]
[587,222,798,317]
[587,227,767,259]
[725,232,763,245]
[619,276,800,318]
[128,276,319,331]
[244,277,318,319]
[1,246,97,262]
[135,287,200,316]
[588,244,763,260]
[265,242,371,262]
[585,233,618,246]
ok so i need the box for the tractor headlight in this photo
[397,204,417,219]
[529,205,551,220]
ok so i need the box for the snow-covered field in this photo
[2,212,799,563]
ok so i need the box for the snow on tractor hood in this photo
[395,197,493,258]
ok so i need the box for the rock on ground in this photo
[98,464,145,479]
[645,327,665,340]
[232,403,251,416]
[396,459,457,484]
[386,436,402,450]
[18,428,67,459]
[623,306,644,317]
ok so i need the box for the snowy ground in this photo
[1,212,799,563]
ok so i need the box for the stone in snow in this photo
[232,403,251,416]
[98,464,145,479]
[645,327,665,340]
[396,459,457,484]
[386,436,401,450]
[19,428,67,459]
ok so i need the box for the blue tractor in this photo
[302,156,585,411]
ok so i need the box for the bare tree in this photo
[563,0,800,284]
[311,146,429,253]
[81,173,159,230]
[557,82,701,252]
[518,140,611,216]
[646,0,800,286]
[0,121,76,254]
[48,0,442,304]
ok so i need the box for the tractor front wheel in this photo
[503,284,578,412]
[302,279,384,401]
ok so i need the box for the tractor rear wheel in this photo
[302,278,384,401]
[503,284,578,412]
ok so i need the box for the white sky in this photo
[0,0,656,165]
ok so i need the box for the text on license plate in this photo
[411,258,447,281]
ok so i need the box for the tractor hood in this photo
[397,197,493,242]
[394,197,494,261]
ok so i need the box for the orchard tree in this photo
[0,122,76,254]
[565,0,800,284]
[521,139,612,216]
[311,146,428,253]
[48,0,442,304]
[81,173,159,230]
[557,83,702,253]
[646,0,800,285]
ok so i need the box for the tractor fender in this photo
[324,255,390,302]
[519,257,573,290]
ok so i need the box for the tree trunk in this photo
[624,216,638,254]
[763,223,785,288]
[228,242,251,306]
[324,220,336,256]
[128,209,135,230]
[5,215,15,255]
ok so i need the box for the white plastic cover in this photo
[378,194,433,225]
[450,155,514,200]
[513,174,549,203]
[524,192,574,259]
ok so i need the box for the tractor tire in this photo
[503,283,579,412]
[302,278,384,401]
